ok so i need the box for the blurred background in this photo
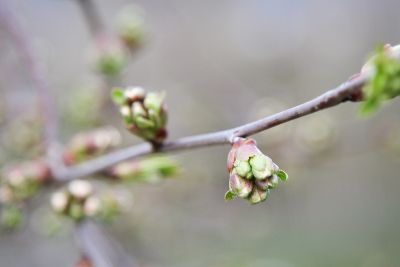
[0,0,400,266]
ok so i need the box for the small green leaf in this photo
[276,169,288,181]
[111,88,125,105]
[224,191,235,201]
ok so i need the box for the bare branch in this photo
[0,0,58,148]
[75,220,140,267]
[56,73,367,181]
[76,0,104,37]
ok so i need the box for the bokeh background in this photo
[1,0,400,266]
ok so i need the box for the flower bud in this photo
[233,160,252,179]
[226,138,288,204]
[68,179,93,200]
[84,196,102,217]
[249,154,274,180]
[51,191,69,213]
[117,7,144,52]
[254,178,269,191]
[93,35,127,78]
[111,87,168,143]
[229,173,253,198]
[63,127,121,165]
[248,187,269,204]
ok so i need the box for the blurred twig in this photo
[0,0,58,149]
[75,220,139,267]
[55,72,368,181]
[76,0,104,37]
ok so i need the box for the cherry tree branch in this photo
[0,0,58,148]
[76,0,104,37]
[55,73,368,181]
[75,220,140,267]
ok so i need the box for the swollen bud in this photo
[248,187,269,205]
[63,127,121,165]
[225,138,288,204]
[229,173,253,198]
[93,35,127,78]
[107,155,179,183]
[111,87,167,144]
[50,191,69,213]
[50,180,131,222]
[117,6,144,52]
[68,179,93,200]
[0,160,51,205]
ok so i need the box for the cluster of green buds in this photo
[62,126,121,165]
[107,155,178,183]
[51,179,130,222]
[225,138,288,204]
[111,87,167,144]
[0,160,51,229]
[93,34,128,78]
[117,7,144,52]
[358,44,400,115]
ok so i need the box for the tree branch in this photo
[55,72,367,181]
[75,220,139,267]
[0,0,58,149]
[76,0,104,37]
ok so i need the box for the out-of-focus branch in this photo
[0,0,58,149]
[75,220,139,267]
[55,72,368,181]
[76,0,104,37]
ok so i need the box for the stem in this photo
[0,0,58,148]
[75,220,139,267]
[76,0,104,37]
[56,73,367,181]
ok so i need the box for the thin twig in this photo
[56,73,367,181]
[0,0,58,149]
[75,220,140,267]
[76,0,104,37]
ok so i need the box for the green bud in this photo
[144,92,164,113]
[229,173,253,198]
[268,174,279,189]
[131,102,146,117]
[249,154,267,171]
[250,155,273,179]
[234,160,252,179]
[134,116,155,129]
[248,187,269,205]
[254,178,269,191]
[252,169,272,180]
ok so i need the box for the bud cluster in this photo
[225,138,288,204]
[63,126,121,165]
[359,44,400,115]
[0,160,50,229]
[51,179,130,222]
[107,155,178,183]
[0,160,50,204]
[112,87,167,144]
